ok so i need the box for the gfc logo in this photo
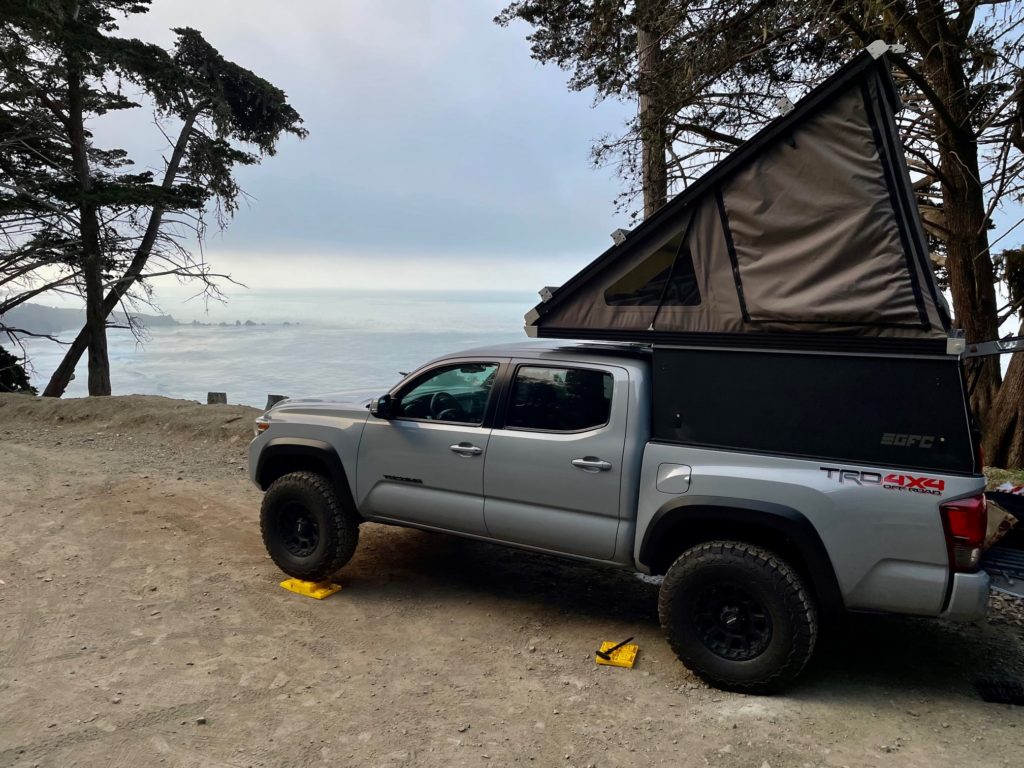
[880,433,936,448]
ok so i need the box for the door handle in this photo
[572,457,612,472]
[449,442,483,457]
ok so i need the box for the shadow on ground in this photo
[342,524,1024,703]
[346,523,661,624]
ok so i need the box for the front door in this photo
[356,360,503,535]
[483,362,627,559]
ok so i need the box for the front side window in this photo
[395,362,498,424]
[506,366,613,432]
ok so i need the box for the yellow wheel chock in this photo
[595,637,639,668]
[279,578,342,599]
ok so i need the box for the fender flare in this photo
[639,496,844,614]
[255,437,356,510]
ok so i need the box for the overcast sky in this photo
[96,1,1024,312]
[105,1,633,298]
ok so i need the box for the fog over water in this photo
[22,290,534,407]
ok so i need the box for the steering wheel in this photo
[429,391,463,421]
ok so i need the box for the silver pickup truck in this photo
[249,340,993,693]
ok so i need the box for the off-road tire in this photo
[260,471,359,581]
[658,541,817,694]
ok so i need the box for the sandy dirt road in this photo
[1,393,1023,768]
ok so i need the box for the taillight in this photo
[940,493,987,572]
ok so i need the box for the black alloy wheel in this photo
[277,503,321,558]
[693,582,773,661]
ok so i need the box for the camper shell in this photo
[525,47,982,480]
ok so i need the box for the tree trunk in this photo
[982,327,1024,469]
[910,3,1002,426]
[43,111,198,398]
[81,257,110,395]
[63,0,111,396]
[937,134,1001,420]
[637,8,667,219]
[42,327,88,398]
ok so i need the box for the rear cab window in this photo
[505,365,613,432]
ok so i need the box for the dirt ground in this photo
[1,393,1023,768]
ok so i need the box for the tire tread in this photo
[658,540,818,694]
[260,470,359,581]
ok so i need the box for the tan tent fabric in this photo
[722,86,926,328]
[535,196,743,334]
[527,53,951,346]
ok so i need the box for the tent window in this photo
[604,234,701,306]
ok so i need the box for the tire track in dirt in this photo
[3,394,1024,768]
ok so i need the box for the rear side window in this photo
[506,366,613,432]
[651,348,975,474]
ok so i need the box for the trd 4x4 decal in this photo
[819,467,945,495]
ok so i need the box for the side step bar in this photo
[984,491,1024,599]
[984,546,1024,599]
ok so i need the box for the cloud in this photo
[150,244,596,294]
[99,0,633,293]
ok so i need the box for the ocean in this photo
[20,290,535,407]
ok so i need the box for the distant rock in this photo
[0,304,82,335]
[1,303,178,335]
[138,313,177,327]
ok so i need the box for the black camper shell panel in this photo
[651,347,977,475]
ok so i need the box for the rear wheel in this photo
[658,541,817,693]
[260,471,359,581]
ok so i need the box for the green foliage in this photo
[984,465,1024,489]
[1,3,306,236]
[496,2,636,97]
[1,0,307,394]
[497,1,1023,228]
[0,346,37,395]
[497,1,858,214]
[171,27,307,152]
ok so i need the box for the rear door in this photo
[483,361,629,559]
[357,359,505,535]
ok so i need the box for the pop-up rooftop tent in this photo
[526,47,954,354]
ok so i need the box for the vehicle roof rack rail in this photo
[962,336,1024,358]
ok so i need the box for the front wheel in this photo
[260,471,359,581]
[658,541,818,694]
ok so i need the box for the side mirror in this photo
[370,394,394,419]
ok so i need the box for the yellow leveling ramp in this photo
[595,641,639,668]
[279,578,342,599]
